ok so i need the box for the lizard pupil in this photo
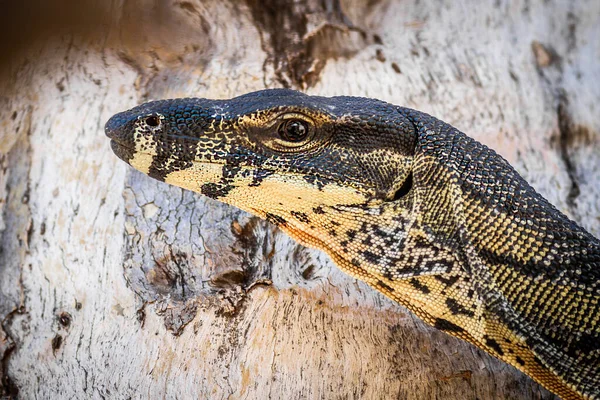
[280,120,308,142]
[145,115,160,127]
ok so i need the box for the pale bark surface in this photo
[1,1,599,399]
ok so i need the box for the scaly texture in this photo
[105,89,600,399]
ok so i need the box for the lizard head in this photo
[106,89,419,270]
[106,89,417,214]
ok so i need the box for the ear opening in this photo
[390,171,413,201]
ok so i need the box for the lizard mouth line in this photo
[110,139,229,168]
[109,140,378,200]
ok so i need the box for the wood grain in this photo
[1,0,598,398]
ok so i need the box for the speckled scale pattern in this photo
[402,108,600,397]
[106,89,599,400]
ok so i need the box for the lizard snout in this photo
[104,113,120,139]
[104,110,135,144]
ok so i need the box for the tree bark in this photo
[1,0,598,398]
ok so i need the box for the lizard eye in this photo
[143,115,161,128]
[278,119,309,142]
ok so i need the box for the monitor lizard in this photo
[105,89,599,399]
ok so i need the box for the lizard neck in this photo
[403,106,600,281]
[404,107,600,395]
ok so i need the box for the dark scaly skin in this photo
[105,89,600,399]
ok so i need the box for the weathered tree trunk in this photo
[1,0,598,398]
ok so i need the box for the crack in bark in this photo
[1,308,22,398]
[556,92,581,210]
[531,40,584,215]
[0,234,27,399]
[244,0,368,88]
